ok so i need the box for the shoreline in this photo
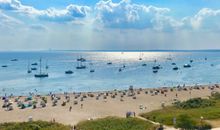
[0,84,220,127]
[1,83,218,97]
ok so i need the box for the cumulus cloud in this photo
[0,0,39,15]
[95,0,182,31]
[1,0,220,32]
[38,5,90,22]
[0,0,90,22]
[0,0,220,32]
[190,8,220,31]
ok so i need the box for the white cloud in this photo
[95,0,182,31]
[190,8,220,31]
[0,10,21,28]
[38,5,91,22]
[0,0,220,32]
[0,0,39,15]
[1,0,220,51]
[0,0,91,22]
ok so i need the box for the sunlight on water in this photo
[102,52,171,62]
[0,51,219,96]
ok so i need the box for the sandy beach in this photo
[0,84,220,127]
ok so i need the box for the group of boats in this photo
[65,56,90,74]
[152,62,192,73]
[27,59,49,78]
[1,54,210,78]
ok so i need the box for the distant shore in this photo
[0,84,220,127]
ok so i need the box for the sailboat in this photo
[107,62,112,65]
[45,60,49,69]
[118,68,122,72]
[142,63,147,66]
[139,52,144,60]
[1,65,8,68]
[65,70,73,74]
[76,61,86,69]
[11,59,18,61]
[31,67,37,71]
[65,62,74,74]
[152,59,160,73]
[27,60,31,73]
[31,63,38,66]
[77,55,86,62]
[34,58,49,78]
[89,63,95,73]
[173,66,179,70]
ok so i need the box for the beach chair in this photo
[52,100,57,106]
[40,101,46,108]
[28,102,33,107]
[41,97,47,103]
[61,101,66,106]
[83,95,87,98]
[73,100,78,105]
[111,95,115,98]
[2,102,7,108]
[14,98,19,102]
[25,96,32,101]
[21,104,26,109]
[33,104,37,109]
[7,105,13,111]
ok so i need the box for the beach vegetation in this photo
[140,93,220,128]
[0,121,71,130]
[76,116,157,130]
[173,97,215,109]
[175,114,196,129]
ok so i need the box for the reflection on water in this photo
[0,51,219,96]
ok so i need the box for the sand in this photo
[0,85,219,127]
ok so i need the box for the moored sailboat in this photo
[34,58,49,78]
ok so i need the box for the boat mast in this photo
[39,58,42,74]
[28,60,30,71]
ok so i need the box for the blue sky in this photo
[0,0,220,50]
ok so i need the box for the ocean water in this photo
[0,50,220,96]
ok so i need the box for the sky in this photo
[0,0,220,51]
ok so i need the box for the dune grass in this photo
[76,116,157,130]
[0,121,71,130]
[140,95,220,127]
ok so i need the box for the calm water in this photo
[0,51,220,96]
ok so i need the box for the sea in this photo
[0,50,220,96]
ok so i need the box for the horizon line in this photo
[1,49,220,52]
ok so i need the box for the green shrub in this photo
[174,98,215,109]
[196,123,212,130]
[0,121,71,130]
[211,92,220,100]
[76,117,157,130]
[175,114,196,129]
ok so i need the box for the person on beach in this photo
[73,125,76,130]
[81,104,83,109]
[69,106,72,112]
